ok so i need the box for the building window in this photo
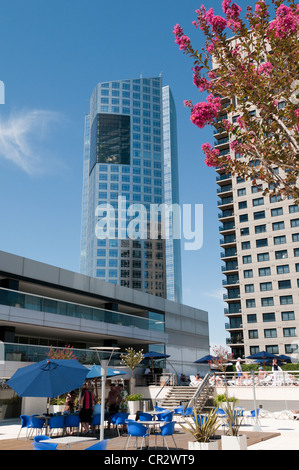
[246,299,256,308]
[278,280,292,289]
[260,282,272,291]
[245,284,254,293]
[271,207,283,217]
[242,241,251,250]
[261,297,274,307]
[281,311,295,321]
[291,219,299,228]
[280,295,293,305]
[275,250,288,260]
[272,221,285,231]
[283,328,296,337]
[264,329,277,338]
[259,267,271,276]
[263,312,275,322]
[289,204,299,213]
[257,252,269,262]
[254,211,265,220]
[247,314,257,323]
[249,330,258,339]
[243,255,252,264]
[255,224,266,234]
[277,265,289,274]
[244,269,253,278]
[256,238,268,248]
[274,235,286,245]
[253,197,264,206]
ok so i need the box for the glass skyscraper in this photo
[80,76,182,302]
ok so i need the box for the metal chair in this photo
[17,415,32,440]
[28,415,45,439]
[124,421,150,450]
[155,421,177,450]
[48,415,66,437]
[32,440,58,450]
[85,439,109,450]
[65,414,80,435]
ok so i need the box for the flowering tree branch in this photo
[173,0,299,200]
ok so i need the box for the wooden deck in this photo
[0,428,280,451]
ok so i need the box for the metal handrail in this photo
[187,373,211,408]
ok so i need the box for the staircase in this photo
[158,374,215,413]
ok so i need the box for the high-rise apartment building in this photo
[216,95,299,360]
[80,77,182,302]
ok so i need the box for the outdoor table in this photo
[45,435,97,450]
[136,420,165,449]
[35,415,54,436]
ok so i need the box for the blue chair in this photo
[113,413,129,436]
[246,408,260,424]
[158,411,174,422]
[17,415,32,440]
[125,421,150,450]
[183,407,193,417]
[48,415,65,436]
[28,415,45,439]
[155,421,177,450]
[65,414,81,435]
[33,435,52,443]
[138,412,153,422]
[91,413,102,433]
[154,406,166,412]
[32,441,58,450]
[85,439,109,450]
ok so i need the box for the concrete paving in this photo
[1,413,299,450]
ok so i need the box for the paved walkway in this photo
[1,413,299,450]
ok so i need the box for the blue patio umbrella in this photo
[7,359,88,398]
[246,351,278,361]
[143,351,170,372]
[86,365,127,379]
[194,355,217,364]
[277,355,293,363]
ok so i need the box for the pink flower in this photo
[258,62,273,76]
[201,143,221,167]
[192,66,210,91]
[190,95,221,129]
[236,116,245,129]
[205,8,227,33]
[268,4,299,39]
[173,24,191,51]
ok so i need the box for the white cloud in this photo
[0,109,63,174]
[204,288,225,302]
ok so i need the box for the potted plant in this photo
[120,347,144,394]
[126,393,143,415]
[49,396,66,414]
[221,400,247,450]
[180,407,220,450]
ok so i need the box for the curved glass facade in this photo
[80,77,181,301]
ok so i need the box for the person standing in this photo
[79,383,94,435]
[272,358,282,386]
[236,358,242,385]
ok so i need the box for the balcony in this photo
[218,210,234,220]
[218,197,233,208]
[217,185,232,194]
[221,263,238,272]
[220,235,236,246]
[225,321,243,330]
[0,288,165,333]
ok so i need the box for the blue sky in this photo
[0,0,261,348]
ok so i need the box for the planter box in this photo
[188,440,218,451]
[49,405,65,414]
[127,401,140,415]
[221,435,247,450]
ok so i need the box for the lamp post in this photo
[250,370,262,432]
[89,346,120,441]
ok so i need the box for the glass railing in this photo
[0,288,165,332]
[3,342,106,365]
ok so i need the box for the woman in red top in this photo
[79,384,94,435]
